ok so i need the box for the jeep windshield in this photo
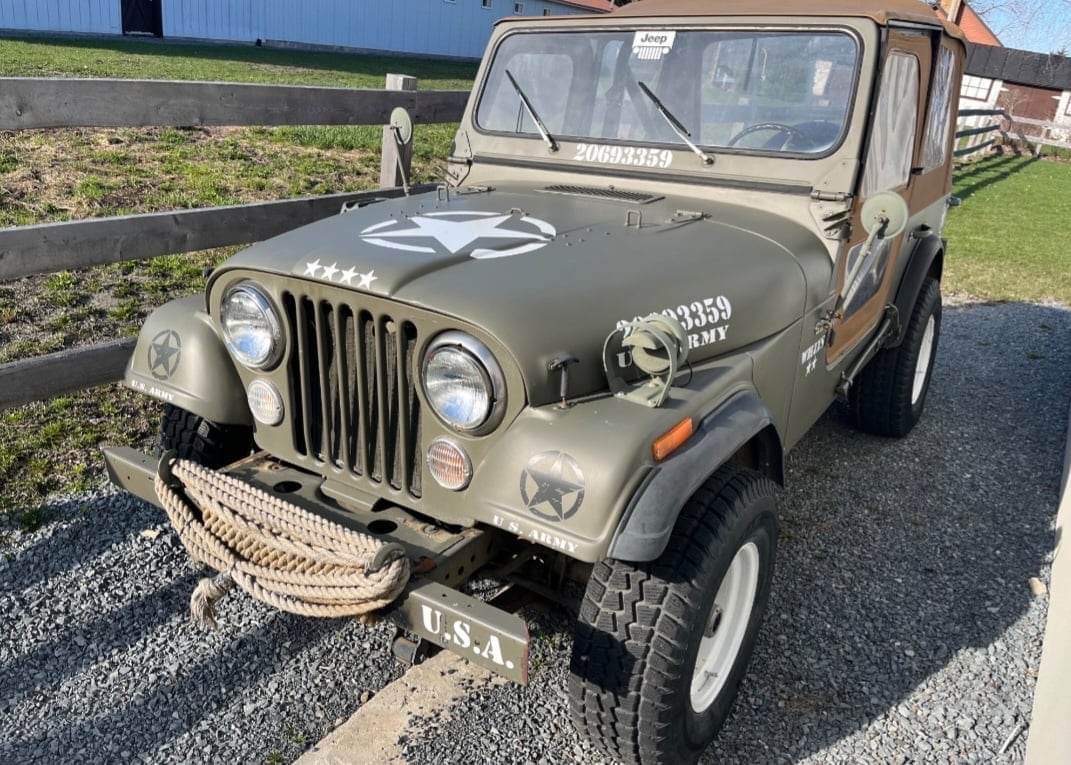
[476,29,860,160]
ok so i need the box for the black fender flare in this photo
[890,234,944,347]
[606,389,783,562]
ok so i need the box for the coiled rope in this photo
[153,453,410,628]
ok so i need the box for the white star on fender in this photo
[360,211,556,259]
[320,262,339,280]
[303,258,322,276]
[338,266,358,285]
[357,270,377,289]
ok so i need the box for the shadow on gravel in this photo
[0,569,200,700]
[0,489,401,764]
[8,612,348,763]
[1,495,145,596]
[396,301,1069,764]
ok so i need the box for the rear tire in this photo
[568,466,778,764]
[849,277,942,437]
[158,404,253,469]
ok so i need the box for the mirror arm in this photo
[838,215,890,311]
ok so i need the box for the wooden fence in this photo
[954,107,1045,159]
[0,75,467,411]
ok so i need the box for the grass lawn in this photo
[945,153,1071,304]
[0,36,475,532]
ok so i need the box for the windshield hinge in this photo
[810,190,853,203]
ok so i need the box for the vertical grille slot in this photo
[282,290,421,498]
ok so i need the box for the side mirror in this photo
[389,106,414,146]
[860,191,909,240]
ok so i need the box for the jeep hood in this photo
[218,184,832,405]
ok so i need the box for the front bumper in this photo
[102,446,531,683]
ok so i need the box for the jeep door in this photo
[828,28,937,362]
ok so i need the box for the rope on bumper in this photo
[153,453,410,628]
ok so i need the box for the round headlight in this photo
[221,283,282,369]
[422,332,505,434]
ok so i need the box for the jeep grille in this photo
[281,291,422,498]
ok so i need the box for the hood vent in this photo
[539,184,663,205]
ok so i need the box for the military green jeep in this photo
[105,0,967,760]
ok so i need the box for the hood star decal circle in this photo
[360,211,556,259]
[520,451,586,523]
[148,330,181,381]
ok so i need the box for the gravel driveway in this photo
[2,300,1068,764]
[0,497,405,764]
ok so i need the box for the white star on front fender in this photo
[363,213,552,255]
[320,262,339,281]
[303,259,322,276]
[357,270,377,289]
[338,266,358,285]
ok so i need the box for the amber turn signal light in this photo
[651,417,695,462]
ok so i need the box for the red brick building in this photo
[938,0,1002,46]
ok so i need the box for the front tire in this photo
[849,276,942,437]
[158,404,253,469]
[568,466,778,764]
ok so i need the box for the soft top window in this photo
[861,52,919,196]
[476,28,860,158]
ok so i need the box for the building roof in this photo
[966,43,1071,91]
[611,0,964,38]
[548,0,615,11]
[954,3,1001,46]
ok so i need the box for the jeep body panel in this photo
[114,1,965,578]
[125,295,252,426]
[213,185,831,407]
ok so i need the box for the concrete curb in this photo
[1025,397,1071,764]
[296,650,502,765]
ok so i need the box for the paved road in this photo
[1,301,1068,764]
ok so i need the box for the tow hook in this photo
[390,628,436,668]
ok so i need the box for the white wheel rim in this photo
[689,541,760,713]
[911,315,936,405]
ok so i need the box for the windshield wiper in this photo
[504,69,558,153]
[636,81,714,166]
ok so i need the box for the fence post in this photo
[380,74,417,188]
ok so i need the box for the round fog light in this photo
[427,437,472,491]
[247,379,284,426]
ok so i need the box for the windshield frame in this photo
[472,24,865,163]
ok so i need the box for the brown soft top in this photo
[610,0,964,40]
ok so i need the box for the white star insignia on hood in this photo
[360,211,556,259]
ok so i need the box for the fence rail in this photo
[0,77,468,129]
[952,107,1062,159]
[0,73,465,411]
[0,186,427,281]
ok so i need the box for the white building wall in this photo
[161,0,586,59]
[0,0,121,35]
[1053,90,1071,129]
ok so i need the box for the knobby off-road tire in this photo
[568,466,778,765]
[849,276,942,437]
[158,404,253,469]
